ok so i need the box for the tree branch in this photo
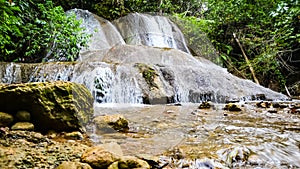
[233,33,260,85]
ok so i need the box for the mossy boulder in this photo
[0,112,14,127]
[0,81,94,132]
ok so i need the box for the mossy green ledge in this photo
[0,81,94,132]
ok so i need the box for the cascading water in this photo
[28,63,75,82]
[0,11,288,104]
[67,9,126,61]
[0,63,22,84]
[1,11,299,168]
[72,64,143,104]
[111,65,143,103]
[113,13,191,54]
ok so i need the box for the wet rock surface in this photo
[94,114,129,133]
[0,46,289,105]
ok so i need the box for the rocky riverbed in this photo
[0,129,91,169]
[1,100,300,169]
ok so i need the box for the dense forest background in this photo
[1,0,299,94]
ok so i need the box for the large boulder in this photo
[0,81,94,132]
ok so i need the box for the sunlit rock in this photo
[56,161,92,169]
[94,114,129,132]
[256,101,272,108]
[81,143,122,169]
[108,156,150,169]
[11,122,34,131]
[64,131,84,140]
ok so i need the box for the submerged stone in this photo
[94,114,129,132]
[0,81,94,132]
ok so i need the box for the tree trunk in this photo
[233,33,260,85]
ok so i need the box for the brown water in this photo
[91,101,300,168]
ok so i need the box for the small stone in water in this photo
[256,101,272,108]
[64,131,84,140]
[223,103,242,111]
[198,102,212,109]
[267,108,277,113]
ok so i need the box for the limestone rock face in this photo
[0,112,14,127]
[0,81,94,132]
[0,45,289,104]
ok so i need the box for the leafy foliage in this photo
[203,0,300,91]
[0,0,89,62]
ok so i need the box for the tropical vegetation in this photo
[0,0,89,62]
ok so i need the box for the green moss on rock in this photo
[134,63,158,89]
[0,81,94,132]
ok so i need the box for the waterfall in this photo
[0,11,288,104]
[66,9,126,61]
[67,10,191,61]
[0,63,22,84]
[113,13,191,54]
[72,64,143,104]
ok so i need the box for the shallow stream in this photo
[91,101,300,168]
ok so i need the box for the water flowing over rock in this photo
[0,11,288,103]
[68,9,126,61]
[0,45,288,103]
[113,13,191,54]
